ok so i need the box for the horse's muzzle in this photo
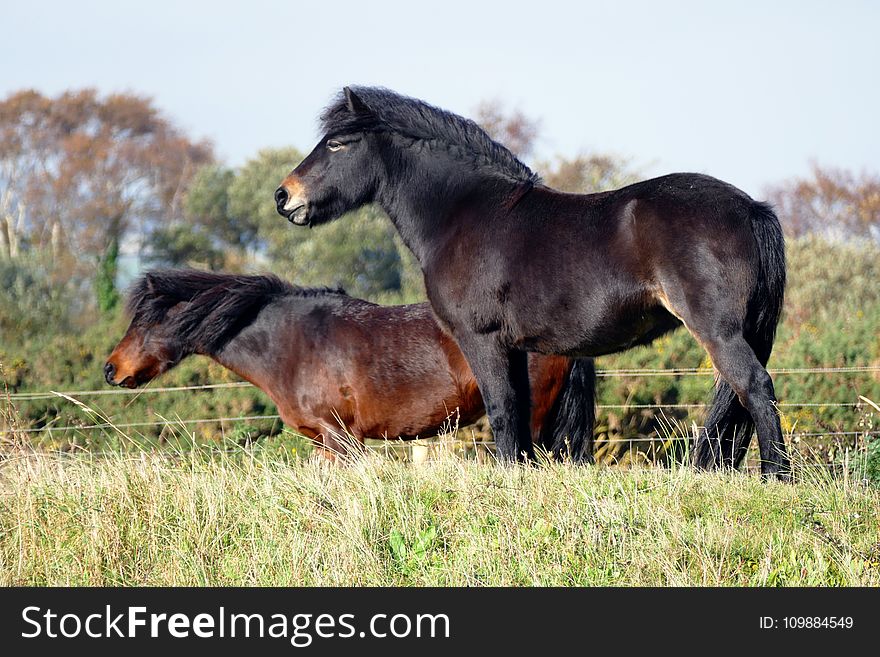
[275,186,310,225]
[286,204,309,226]
[104,361,138,388]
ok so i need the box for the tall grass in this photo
[1,442,878,586]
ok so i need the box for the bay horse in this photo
[274,86,790,478]
[103,270,594,461]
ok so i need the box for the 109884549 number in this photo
[783,617,853,629]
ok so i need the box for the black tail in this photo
[540,358,596,463]
[698,202,786,469]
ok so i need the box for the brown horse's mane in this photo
[126,269,347,354]
[320,86,541,186]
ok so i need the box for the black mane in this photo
[126,269,346,354]
[320,86,540,186]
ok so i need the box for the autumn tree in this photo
[765,163,880,242]
[473,99,540,158]
[0,88,213,307]
[540,153,639,193]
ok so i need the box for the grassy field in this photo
[1,443,878,586]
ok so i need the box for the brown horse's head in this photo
[105,269,295,389]
[104,307,184,388]
[104,272,193,388]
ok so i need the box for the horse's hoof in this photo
[760,463,793,483]
[693,455,722,471]
[692,442,723,470]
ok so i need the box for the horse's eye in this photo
[327,139,344,152]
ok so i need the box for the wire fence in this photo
[2,390,876,439]
[3,364,879,402]
[4,382,252,401]
[0,446,853,472]
[1,364,877,466]
[6,415,871,440]
[5,414,284,434]
[593,365,880,377]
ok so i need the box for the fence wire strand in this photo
[3,416,875,440]
[2,366,877,441]
[3,364,879,401]
[4,382,251,401]
[6,414,283,434]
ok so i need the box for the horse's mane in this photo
[320,86,541,186]
[126,269,346,354]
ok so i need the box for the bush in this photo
[0,254,72,337]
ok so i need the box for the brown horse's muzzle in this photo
[103,361,117,385]
[104,360,138,388]
[104,335,154,388]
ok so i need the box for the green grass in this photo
[1,444,878,586]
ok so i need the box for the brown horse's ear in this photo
[144,273,157,295]
[344,86,369,114]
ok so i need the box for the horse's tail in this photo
[698,201,786,468]
[541,357,596,462]
[744,201,786,364]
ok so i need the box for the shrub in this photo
[0,254,72,337]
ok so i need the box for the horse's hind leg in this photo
[657,277,790,479]
[699,375,754,470]
[695,333,791,479]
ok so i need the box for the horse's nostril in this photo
[274,187,289,209]
[104,362,116,383]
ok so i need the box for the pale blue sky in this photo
[3,0,878,195]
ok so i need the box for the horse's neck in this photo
[205,310,290,403]
[377,153,509,265]
[208,342,271,394]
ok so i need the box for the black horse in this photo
[274,86,790,478]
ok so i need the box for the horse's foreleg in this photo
[313,426,367,464]
[455,334,534,463]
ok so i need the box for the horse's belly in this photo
[516,301,680,357]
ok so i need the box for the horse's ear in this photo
[344,86,369,114]
[144,273,157,295]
